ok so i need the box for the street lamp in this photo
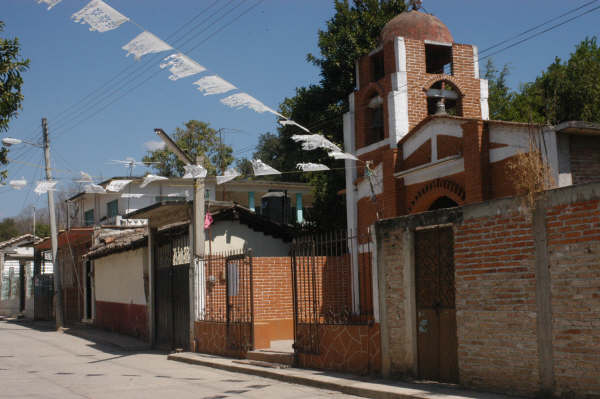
[3,120,64,329]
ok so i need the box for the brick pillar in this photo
[462,120,489,203]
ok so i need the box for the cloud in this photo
[144,140,165,151]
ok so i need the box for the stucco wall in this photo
[94,247,147,305]
[206,220,290,257]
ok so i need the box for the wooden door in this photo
[415,226,458,383]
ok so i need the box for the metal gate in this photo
[199,250,254,352]
[154,227,190,351]
[34,274,54,320]
[291,231,372,355]
[415,226,458,383]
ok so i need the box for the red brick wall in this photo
[570,135,600,185]
[546,199,600,396]
[376,184,600,397]
[454,212,540,395]
[252,257,293,322]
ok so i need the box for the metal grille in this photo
[154,226,190,351]
[199,250,254,351]
[291,230,373,354]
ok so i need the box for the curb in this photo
[168,353,394,399]
[167,353,509,399]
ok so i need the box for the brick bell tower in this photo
[343,10,489,236]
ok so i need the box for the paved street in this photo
[0,321,358,399]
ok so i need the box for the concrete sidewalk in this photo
[63,324,151,351]
[168,352,521,399]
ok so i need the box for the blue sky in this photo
[1,0,598,219]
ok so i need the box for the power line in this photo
[478,4,600,62]
[47,0,243,140]
[50,0,263,143]
[479,0,599,55]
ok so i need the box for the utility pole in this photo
[194,154,206,258]
[32,206,36,237]
[42,118,63,329]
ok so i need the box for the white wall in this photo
[94,247,147,305]
[207,220,290,257]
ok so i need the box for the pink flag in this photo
[204,212,213,229]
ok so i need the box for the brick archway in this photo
[407,179,465,214]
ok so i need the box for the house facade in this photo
[0,234,40,317]
[68,177,315,228]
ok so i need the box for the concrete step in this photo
[246,349,294,366]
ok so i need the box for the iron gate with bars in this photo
[199,250,254,352]
[154,226,190,351]
[291,230,374,354]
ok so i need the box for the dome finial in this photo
[408,0,423,11]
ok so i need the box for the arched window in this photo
[366,95,384,145]
[426,80,462,116]
[428,196,459,211]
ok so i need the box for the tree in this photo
[143,120,233,177]
[0,218,19,241]
[485,37,600,124]
[248,1,406,230]
[0,21,30,181]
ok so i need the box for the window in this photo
[371,50,385,82]
[106,200,119,218]
[426,81,461,116]
[366,95,385,145]
[425,44,453,75]
[84,209,94,226]
[227,261,239,296]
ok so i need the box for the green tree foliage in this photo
[0,21,30,181]
[240,1,406,230]
[143,120,233,177]
[486,37,600,124]
[0,218,20,241]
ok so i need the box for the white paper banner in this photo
[216,168,241,185]
[183,165,207,179]
[34,180,58,195]
[9,179,27,190]
[84,183,106,194]
[122,31,172,61]
[297,163,330,172]
[72,0,129,33]
[221,93,283,117]
[251,160,281,176]
[329,151,359,161]
[160,53,206,81]
[105,179,132,192]
[291,134,342,152]
[38,0,62,10]
[140,174,168,188]
[193,75,236,96]
[279,119,310,133]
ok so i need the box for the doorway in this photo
[414,226,458,382]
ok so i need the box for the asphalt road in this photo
[0,320,359,399]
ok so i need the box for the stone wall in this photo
[375,183,600,397]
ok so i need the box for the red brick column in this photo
[462,120,489,203]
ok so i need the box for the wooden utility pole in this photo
[42,118,63,329]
